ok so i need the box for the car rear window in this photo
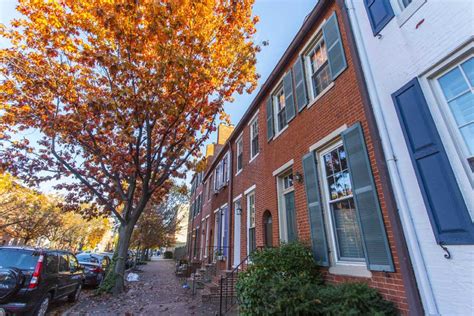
[0,249,40,270]
[76,254,99,263]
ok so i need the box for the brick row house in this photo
[185,0,425,313]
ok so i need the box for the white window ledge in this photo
[397,0,426,27]
[307,81,335,109]
[249,153,260,164]
[273,125,289,141]
[235,169,243,177]
[329,263,372,278]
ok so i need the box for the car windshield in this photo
[0,248,40,270]
[76,254,99,263]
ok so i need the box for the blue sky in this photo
[0,0,317,187]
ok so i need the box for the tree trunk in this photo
[112,222,135,294]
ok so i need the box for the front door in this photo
[233,200,241,267]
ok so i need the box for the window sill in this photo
[307,82,335,109]
[329,262,372,278]
[273,125,289,141]
[397,0,426,27]
[235,169,243,177]
[249,153,260,164]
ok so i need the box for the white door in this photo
[233,200,241,267]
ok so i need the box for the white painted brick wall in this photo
[351,0,474,314]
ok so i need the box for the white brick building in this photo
[345,0,473,314]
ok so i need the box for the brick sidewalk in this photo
[62,259,219,316]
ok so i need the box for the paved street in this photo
[50,259,217,316]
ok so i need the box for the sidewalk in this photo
[64,259,218,315]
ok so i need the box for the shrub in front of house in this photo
[163,251,173,259]
[236,242,323,315]
[235,242,397,316]
[317,282,397,316]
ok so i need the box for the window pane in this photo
[460,123,474,155]
[334,171,352,198]
[324,152,334,175]
[339,146,347,170]
[448,92,474,126]
[461,57,474,86]
[402,0,412,8]
[331,199,365,260]
[314,63,331,94]
[439,67,469,100]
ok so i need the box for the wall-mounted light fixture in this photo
[294,171,304,183]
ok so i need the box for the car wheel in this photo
[34,294,51,316]
[68,283,82,303]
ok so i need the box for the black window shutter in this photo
[364,0,394,35]
[302,152,329,266]
[342,122,394,272]
[322,12,347,81]
[393,78,474,245]
[293,56,308,112]
[266,96,274,141]
[283,71,296,122]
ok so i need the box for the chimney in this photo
[205,143,215,158]
[217,123,234,145]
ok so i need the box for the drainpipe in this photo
[343,1,439,314]
[227,141,234,271]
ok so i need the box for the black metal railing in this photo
[219,246,268,315]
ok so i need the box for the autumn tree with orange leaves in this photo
[0,0,258,293]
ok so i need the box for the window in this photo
[436,56,474,171]
[207,177,212,200]
[46,254,58,274]
[250,118,259,160]
[273,86,287,132]
[236,136,243,173]
[214,153,230,191]
[68,254,79,272]
[304,36,331,100]
[398,0,412,8]
[247,191,256,253]
[277,170,297,242]
[58,253,69,272]
[320,143,365,262]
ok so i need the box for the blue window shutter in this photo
[283,71,296,122]
[293,56,309,112]
[342,122,394,272]
[223,206,229,257]
[217,210,222,253]
[322,12,347,80]
[393,78,474,245]
[266,97,274,141]
[285,191,297,242]
[364,0,394,35]
[302,152,329,266]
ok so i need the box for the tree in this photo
[131,185,188,259]
[0,0,258,293]
[0,173,62,245]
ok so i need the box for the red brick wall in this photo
[190,1,410,313]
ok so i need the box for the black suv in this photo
[0,247,84,316]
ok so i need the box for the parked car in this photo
[0,246,84,316]
[75,253,108,287]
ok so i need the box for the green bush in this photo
[236,242,323,315]
[236,242,397,316]
[163,251,173,259]
[317,283,397,316]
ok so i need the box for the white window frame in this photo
[275,168,295,243]
[301,29,335,109]
[316,140,371,277]
[246,190,256,256]
[420,44,474,219]
[391,0,426,26]
[273,84,287,134]
[249,117,259,162]
[236,134,243,175]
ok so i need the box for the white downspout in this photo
[344,1,439,314]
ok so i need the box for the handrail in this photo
[219,246,266,315]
